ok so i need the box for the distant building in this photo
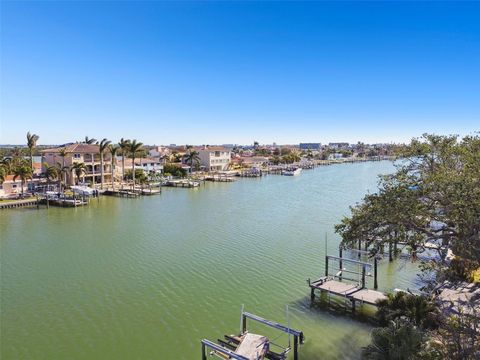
[299,143,321,150]
[197,146,231,171]
[328,153,344,160]
[328,142,349,149]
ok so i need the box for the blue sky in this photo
[1,1,479,145]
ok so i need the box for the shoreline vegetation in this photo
[1,132,479,359]
[336,134,480,359]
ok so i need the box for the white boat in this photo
[282,167,302,176]
[71,185,95,196]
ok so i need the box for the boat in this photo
[282,167,302,176]
[71,185,95,196]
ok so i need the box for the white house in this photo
[116,157,164,175]
[197,146,231,171]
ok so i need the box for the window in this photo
[215,151,220,157]
[74,153,81,159]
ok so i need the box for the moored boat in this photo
[282,167,302,176]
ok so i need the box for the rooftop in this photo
[41,143,100,154]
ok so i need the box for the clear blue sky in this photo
[1,1,479,145]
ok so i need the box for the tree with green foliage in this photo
[83,136,97,144]
[71,162,87,185]
[0,165,6,184]
[336,134,480,282]
[13,164,33,197]
[127,140,143,187]
[376,292,440,330]
[42,163,59,194]
[362,320,425,360]
[26,132,39,169]
[125,169,147,183]
[184,149,200,170]
[163,163,187,178]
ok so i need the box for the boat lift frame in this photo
[201,309,304,360]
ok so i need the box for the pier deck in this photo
[308,277,387,310]
[348,288,387,305]
[310,278,358,295]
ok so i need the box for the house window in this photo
[215,151,220,157]
[12,184,17,188]
[74,153,81,159]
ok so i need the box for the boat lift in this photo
[201,306,304,360]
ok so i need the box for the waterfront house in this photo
[0,175,41,199]
[148,146,170,163]
[41,143,112,185]
[240,156,270,168]
[197,146,231,171]
[118,157,164,175]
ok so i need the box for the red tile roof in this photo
[41,143,100,154]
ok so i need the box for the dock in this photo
[0,198,38,209]
[104,189,140,197]
[308,254,386,312]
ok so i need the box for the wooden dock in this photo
[104,189,139,197]
[0,198,38,209]
[308,254,387,312]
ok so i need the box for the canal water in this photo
[1,161,420,359]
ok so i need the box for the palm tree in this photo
[43,163,58,187]
[290,150,301,163]
[42,164,58,207]
[0,158,12,175]
[13,165,33,197]
[0,165,6,184]
[26,132,40,169]
[109,144,119,191]
[376,292,440,330]
[362,320,425,359]
[83,136,97,144]
[56,162,69,191]
[58,148,68,187]
[184,149,200,171]
[127,140,143,188]
[71,162,87,185]
[98,138,111,189]
[118,138,130,186]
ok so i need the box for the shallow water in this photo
[0,161,420,359]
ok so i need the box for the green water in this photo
[1,161,420,359]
